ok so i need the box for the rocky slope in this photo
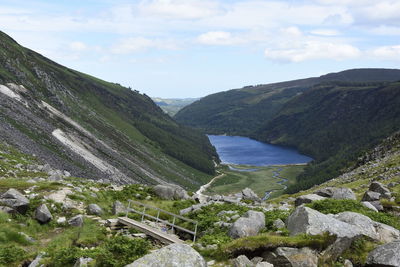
[0,31,217,189]
[0,129,398,266]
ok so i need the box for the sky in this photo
[1,0,400,98]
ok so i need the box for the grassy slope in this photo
[0,31,216,187]
[206,165,305,197]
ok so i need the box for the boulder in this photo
[125,243,206,267]
[255,263,273,267]
[321,236,358,262]
[232,255,254,267]
[68,215,84,227]
[263,247,318,267]
[287,206,362,238]
[369,182,391,195]
[333,212,400,243]
[112,201,126,215]
[343,259,353,267]
[242,188,260,202]
[314,187,356,200]
[87,204,103,215]
[362,191,381,202]
[0,205,15,214]
[273,218,286,229]
[153,184,189,200]
[361,201,378,212]
[294,194,326,206]
[74,257,93,267]
[366,241,400,267]
[28,253,44,267]
[34,204,53,224]
[0,188,29,214]
[229,210,265,239]
[369,200,384,211]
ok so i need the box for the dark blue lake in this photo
[208,135,312,166]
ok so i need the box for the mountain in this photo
[257,80,400,192]
[175,69,400,192]
[152,97,199,116]
[175,69,400,136]
[0,31,217,189]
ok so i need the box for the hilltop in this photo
[0,31,217,190]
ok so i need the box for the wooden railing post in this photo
[156,210,160,223]
[193,222,198,243]
[172,216,176,232]
[126,200,131,217]
[141,206,146,222]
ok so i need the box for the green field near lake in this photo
[206,164,305,198]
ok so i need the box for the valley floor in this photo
[206,164,305,199]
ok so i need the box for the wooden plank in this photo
[118,217,183,244]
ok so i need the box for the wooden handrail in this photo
[126,199,198,242]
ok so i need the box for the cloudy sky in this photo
[1,0,400,97]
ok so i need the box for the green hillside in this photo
[175,69,400,136]
[0,31,217,189]
[256,81,400,192]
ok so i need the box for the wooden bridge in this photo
[117,200,198,244]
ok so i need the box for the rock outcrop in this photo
[153,184,189,200]
[34,204,53,224]
[241,188,260,202]
[294,194,326,206]
[314,187,356,200]
[87,204,103,215]
[0,188,30,214]
[229,210,265,238]
[366,240,400,267]
[125,243,206,267]
[263,247,318,267]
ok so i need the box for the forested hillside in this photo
[0,31,217,189]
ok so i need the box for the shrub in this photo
[0,244,27,265]
[264,210,290,230]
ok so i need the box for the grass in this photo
[222,232,336,256]
[206,164,305,198]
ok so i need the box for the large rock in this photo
[125,243,206,267]
[232,255,254,267]
[0,188,29,214]
[153,184,189,200]
[366,241,400,267]
[242,188,260,202]
[263,247,318,267]
[112,201,126,215]
[361,201,378,212]
[287,206,362,238]
[294,194,326,206]
[34,204,53,224]
[315,187,356,200]
[362,191,381,202]
[229,210,265,239]
[87,204,103,215]
[369,181,391,195]
[68,215,84,227]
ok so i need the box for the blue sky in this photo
[1,0,400,97]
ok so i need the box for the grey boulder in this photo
[315,187,356,200]
[35,204,53,223]
[242,187,260,202]
[125,243,206,267]
[0,188,30,214]
[366,240,400,267]
[229,210,265,239]
[294,194,326,206]
[87,204,103,215]
[68,215,84,227]
[263,247,318,267]
[369,181,391,196]
[287,206,363,238]
[232,255,254,267]
[361,201,378,212]
[362,191,381,202]
[153,184,189,200]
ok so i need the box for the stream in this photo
[262,168,288,200]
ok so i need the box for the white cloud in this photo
[69,41,87,51]
[370,26,400,35]
[138,0,221,19]
[111,37,178,54]
[265,40,360,62]
[311,29,340,36]
[371,45,400,60]
[197,31,244,45]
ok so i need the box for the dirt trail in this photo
[195,173,225,203]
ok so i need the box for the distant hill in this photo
[152,97,199,116]
[0,31,217,189]
[175,69,400,136]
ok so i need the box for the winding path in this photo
[195,172,225,203]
